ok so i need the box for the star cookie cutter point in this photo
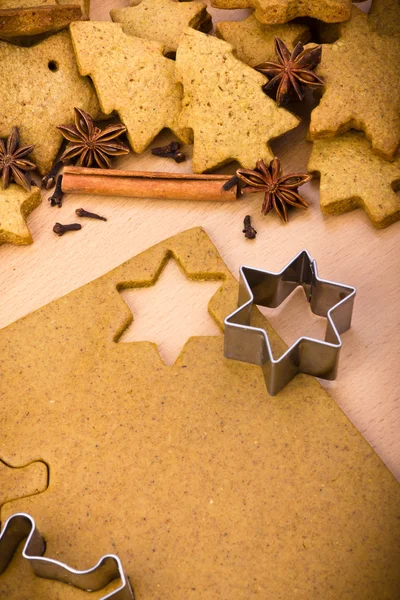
[224,250,356,396]
[0,513,134,599]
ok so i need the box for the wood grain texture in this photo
[0,0,399,481]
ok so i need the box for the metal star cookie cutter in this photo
[224,250,356,395]
[0,513,134,599]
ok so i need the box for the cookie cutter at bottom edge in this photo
[0,513,134,599]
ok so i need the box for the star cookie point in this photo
[0,184,41,245]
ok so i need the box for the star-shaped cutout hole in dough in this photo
[308,132,400,228]
[0,185,41,245]
[309,7,400,160]
[118,258,221,366]
[175,28,300,173]
[0,31,99,174]
[70,21,191,154]
[110,0,211,55]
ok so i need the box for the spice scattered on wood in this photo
[57,108,130,169]
[243,215,257,239]
[53,222,82,236]
[255,37,323,106]
[237,157,311,223]
[75,207,107,221]
[0,126,36,191]
[48,174,64,207]
[151,140,186,163]
[41,160,64,190]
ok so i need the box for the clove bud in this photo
[243,215,257,240]
[48,175,64,207]
[151,140,186,163]
[42,161,63,190]
[53,222,81,236]
[75,208,107,221]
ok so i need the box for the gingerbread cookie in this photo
[216,14,309,67]
[0,4,82,39]
[0,0,53,6]
[308,132,400,228]
[70,21,191,154]
[175,28,299,173]
[310,8,400,160]
[0,184,41,245]
[6,0,90,19]
[211,0,355,24]
[58,0,89,19]
[318,0,400,44]
[369,0,400,37]
[0,31,100,174]
[110,0,211,55]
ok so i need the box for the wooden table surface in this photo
[1,0,399,481]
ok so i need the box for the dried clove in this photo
[243,215,257,239]
[53,222,81,236]
[75,208,107,221]
[48,175,64,207]
[42,161,64,190]
[151,140,186,163]
[222,173,239,191]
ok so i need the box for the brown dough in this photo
[0,228,399,599]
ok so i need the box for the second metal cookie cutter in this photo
[224,250,356,395]
[0,513,134,599]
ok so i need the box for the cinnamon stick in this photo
[61,167,239,202]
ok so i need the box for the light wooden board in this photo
[0,0,399,482]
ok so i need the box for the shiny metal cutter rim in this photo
[0,513,134,599]
[224,250,356,396]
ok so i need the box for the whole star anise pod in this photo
[0,127,36,191]
[57,108,130,169]
[255,37,324,106]
[237,157,311,223]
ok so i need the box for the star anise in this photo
[0,127,36,191]
[255,37,324,106]
[57,108,130,169]
[237,158,311,223]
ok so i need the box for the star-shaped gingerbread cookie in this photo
[175,28,299,173]
[215,13,310,67]
[308,132,400,228]
[211,0,354,24]
[309,8,400,160]
[0,185,41,245]
[70,21,191,153]
[0,31,99,174]
[110,0,211,55]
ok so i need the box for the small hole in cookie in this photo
[48,60,59,72]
